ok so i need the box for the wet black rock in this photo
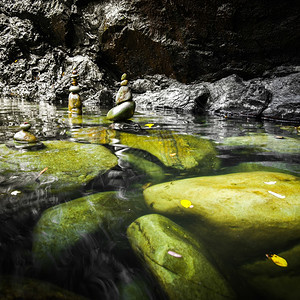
[132,71,300,122]
[132,75,209,113]
[0,0,299,120]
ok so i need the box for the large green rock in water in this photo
[119,130,220,172]
[107,100,136,121]
[0,141,118,194]
[33,191,139,267]
[71,128,220,172]
[127,214,235,300]
[143,172,300,261]
[221,133,300,154]
[239,243,300,300]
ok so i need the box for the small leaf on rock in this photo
[266,254,288,267]
[145,124,154,128]
[168,250,182,258]
[180,199,192,208]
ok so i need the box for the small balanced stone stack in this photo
[7,122,44,150]
[68,69,82,115]
[107,73,136,121]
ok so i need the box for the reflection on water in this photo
[0,97,300,300]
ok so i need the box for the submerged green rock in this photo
[225,161,300,177]
[72,128,220,172]
[119,130,220,171]
[107,101,136,121]
[221,133,300,154]
[239,243,300,300]
[127,214,235,300]
[0,141,118,193]
[119,151,165,183]
[143,172,300,260]
[33,191,139,266]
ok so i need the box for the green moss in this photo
[119,130,220,171]
[143,172,300,261]
[127,214,235,300]
[0,141,118,193]
[222,134,300,154]
[33,191,138,266]
[119,151,165,183]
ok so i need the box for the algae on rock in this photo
[0,141,118,193]
[239,243,300,300]
[143,172,300,260]
[72,127,220,172]
[33,191,139,266]
[221,134,300,154]
[127,214,235,300]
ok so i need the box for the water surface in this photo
[0,97,299,300]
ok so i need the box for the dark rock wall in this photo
[0,0,299,119]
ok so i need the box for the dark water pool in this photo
[0,97,300,300]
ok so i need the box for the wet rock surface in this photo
[143,172,300,261]
[127,214,236,300]
[0,0,299,120]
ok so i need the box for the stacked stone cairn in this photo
[68,69,82,115]
[107,73,136,121]
[7,122,44,150]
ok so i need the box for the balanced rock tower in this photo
[107,73,136,122]
[68,69,82,115]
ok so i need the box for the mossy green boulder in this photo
[119,130,220,171]
[107,101,136,121]
[33,191,139,266]
[143,172,300,260]
[0,141,118,193]
[72,128,220,172]
[119,151,165,183]
[221,134,300,154]
[239,243,300,300]
[127,214,235,300]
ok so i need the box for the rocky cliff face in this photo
[0,0,299,120]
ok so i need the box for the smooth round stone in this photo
[107,101,136,121]
[115,86,132,104]
[13,130,38,143]
[20,123,31,130]
[69,85,81,93]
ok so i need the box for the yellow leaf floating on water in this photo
[180,199,193,208]
[266,254,288,267]
[145,123,154,128]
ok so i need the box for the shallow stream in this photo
[0,97,299,300]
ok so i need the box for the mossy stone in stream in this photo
[33,191,138,267]
[107,100,136,121]
[225,161,300,177]
[71,128,220,172]
[127,214,235,300]
[221,133,300,154]
[239,243,300,300]
[119,151,165,183]
[0,141,118,193]
[143,172,300,261]
[119,130,220,172]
